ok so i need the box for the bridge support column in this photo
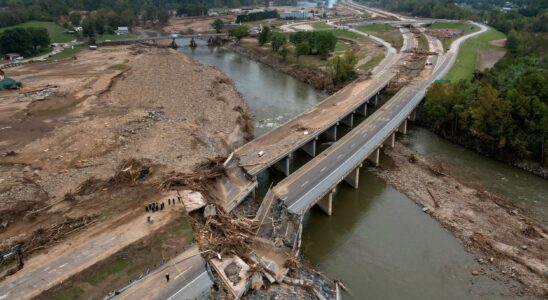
[320,124,338,141]
[384,132,395,148]
[340,113,354,128]
[343,165,360,189]
[371,93,379,106]
[356,102,368,116]
[317,189,335,216]
[273,155,290,176]
[398,119,407,134]
[301,137,317,157]
[367,147,380,166]
[408,109,417,122]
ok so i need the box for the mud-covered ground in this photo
[0,45,252,287]
[378,142,548,298]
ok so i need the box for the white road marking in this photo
[301,181,309,188]
[166,271,208,300]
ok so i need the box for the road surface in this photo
[115,245,213,300]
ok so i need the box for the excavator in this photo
[0,244,24,276]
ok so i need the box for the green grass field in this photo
[357,53,384,72]
[47,46,81,61]
[354,24,403,50]
[312,22,333,30]
[445,27,506,82]
[0,21,74,43]
[326,29,362,40]
[334,41,351,52]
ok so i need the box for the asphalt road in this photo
[116,245,213,300]
[274,22,488,215]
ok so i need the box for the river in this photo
[178,40,542,299]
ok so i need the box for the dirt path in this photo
[378,142,548,298]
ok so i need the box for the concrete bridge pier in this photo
[408,109,417,121]
[273,155,291,176]
[371,92,379,106]
[356,102,368,116]
[367,147,381,166]
[340,113,354,128]
[343,165,361,189]
[384,132,396,148]
[398,119,407,134]
[320,123,338,141]
[317,188,336,216]
[301,137,318,157]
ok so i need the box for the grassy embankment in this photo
[49,217,194,300]
[429,21,479,50]
[0,21,74,43]
[354,24,403,50]
[445,27,506,82]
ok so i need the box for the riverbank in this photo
[415,111,548,178]
[226,39,335,92]
[378,142,548,298]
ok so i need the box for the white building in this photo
[116,26,129,35]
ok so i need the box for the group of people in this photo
[145,197,181,213]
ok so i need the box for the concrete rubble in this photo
[210,255,251,299]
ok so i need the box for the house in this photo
[116,26,129,35]
[4,53,21,62]
[280,11,313,20]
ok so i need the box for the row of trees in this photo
[0,27,50,57]
[363,0,547,33]
[288,31,338,59]
[235,10,279,23]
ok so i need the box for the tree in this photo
[229,25,249,42]
[270,32,286,52]
[212,19,224,33]
[314,31,337,59]
[27,27,50,51]
[329,49,358,84]
[158,9,170,25]
[0,27,34,57]
[295,41,310,61]
[69,12,82,26]
[258,25,271,46]
[279,44,289,61]
[82,18,96,38]
[142,5,157,23]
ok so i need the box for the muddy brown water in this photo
[178,40,540,299]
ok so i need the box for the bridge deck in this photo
[235,28,416,176]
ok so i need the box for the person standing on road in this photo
[165,273,170,282]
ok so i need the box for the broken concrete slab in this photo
[210,255,250,299]
[180,190,206,212]
[204,204,217,218]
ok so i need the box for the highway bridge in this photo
[274,21,487,217]
[234,28,416,178]
[96,33,228,46]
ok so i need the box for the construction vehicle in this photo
[1,244,24,276]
